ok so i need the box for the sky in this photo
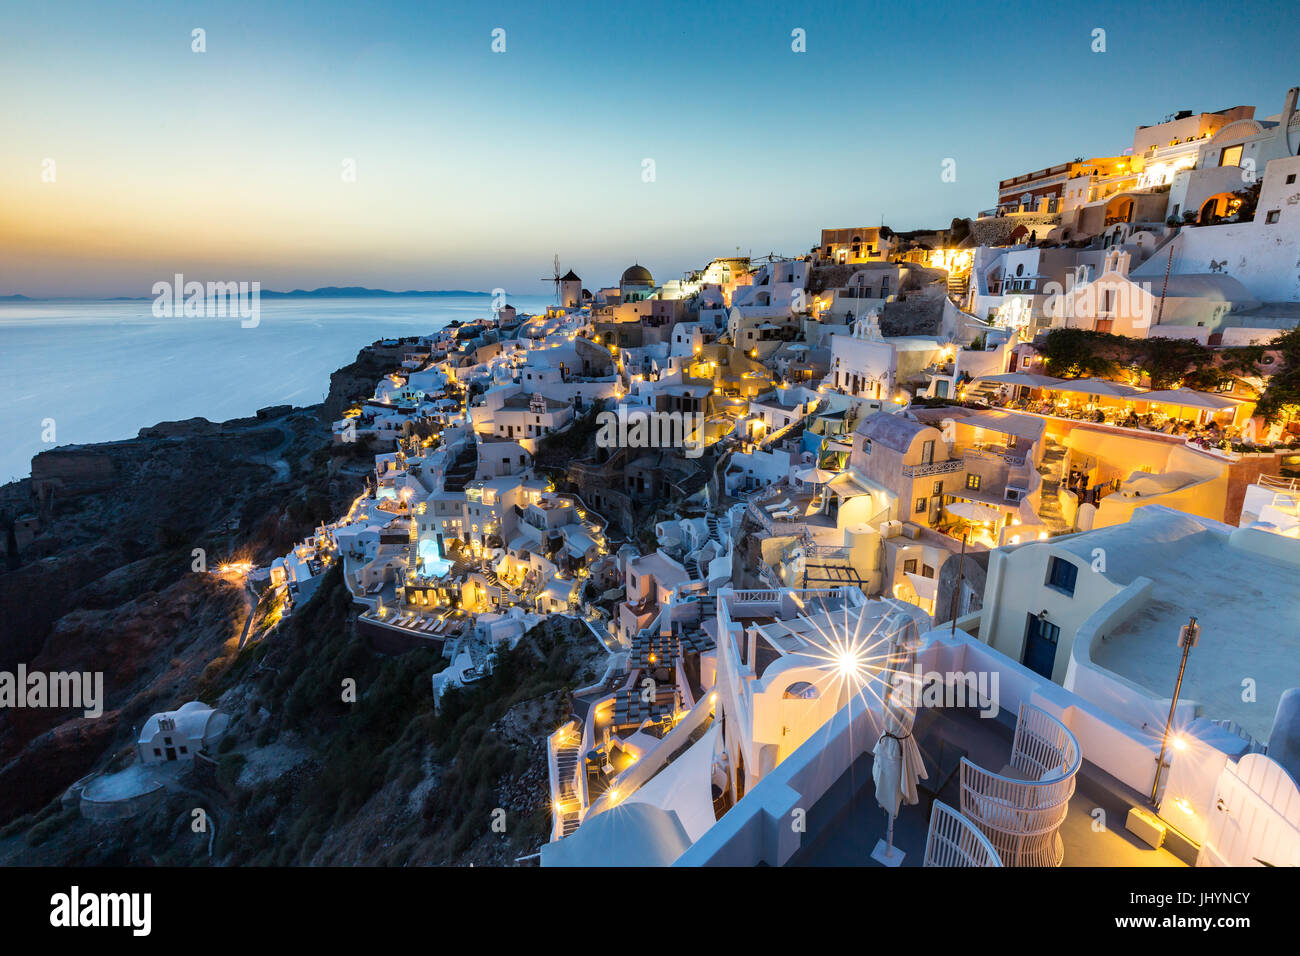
[2,0,1298,298]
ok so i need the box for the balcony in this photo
[902,459,963,479]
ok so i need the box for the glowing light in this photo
[834,649,867,681]
[1172,735,1188,752]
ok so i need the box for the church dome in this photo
[620,264,654,287]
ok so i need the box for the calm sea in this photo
[0,295,551,483]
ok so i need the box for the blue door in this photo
[1023,614,1060,679]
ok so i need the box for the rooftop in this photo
[1065,510,1300,740]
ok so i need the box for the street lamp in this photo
[1150,616,1199,805]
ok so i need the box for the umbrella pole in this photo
[873,648,909,867]
[950,530,967,636]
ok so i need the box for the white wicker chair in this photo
[923,800,1003,867]
[959,702,1081,866]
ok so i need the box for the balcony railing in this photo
[902,459,964,479]
[924,801,1003,867]
[959,702,1080,867]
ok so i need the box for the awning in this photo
[905,571,939,602]
[972,372,1064,388]
[827,468,877,499]
[946,501,1003,523]
[1048,378,1147,398]
[1137,388,1243,411]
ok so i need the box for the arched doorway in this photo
[1199,192,1236,224]
[1104,195,1134,227]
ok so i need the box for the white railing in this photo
[1259,474,1300,492]
[902,459,964,479]
[959,702,1081,867]
[923,801,1003,867]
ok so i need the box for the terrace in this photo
[789,704,1184,867]
[970,374,1272,457]
[675,627,1199,869]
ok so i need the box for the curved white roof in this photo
[138,701,228,745]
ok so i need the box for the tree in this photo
[1134,337,1212,390]
[1230,180,1262,223]
[1255,326,1300,424]
[1039,328,1121,379]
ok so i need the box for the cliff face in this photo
[323,341,410,421]
[0,339,582,866]
[0,399,340,826]
[4,421,279,669]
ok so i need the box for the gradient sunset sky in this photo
[3,0,1298,298]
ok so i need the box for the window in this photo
[1219,145,1243,167]
[932,480,944,496]
[921,564,935,578]
[1266,210,1280,225]
[965,474,981,491]
[1287,174,1296,185]
[862,438,872,455]
[783,681,819,700]
[915,497,927,514]
[921,440,935,464]
[903,559,918,574]
[1047,556,1078,596]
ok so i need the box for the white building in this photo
[137,702,230,764]
[977,505,1300,744]
[826,313,946,403]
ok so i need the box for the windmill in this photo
[540,254,561,303]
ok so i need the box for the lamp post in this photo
[1150,616,1199,805]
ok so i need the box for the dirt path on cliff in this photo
[250,422,294,483]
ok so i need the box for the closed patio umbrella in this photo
[871,626,926,866]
